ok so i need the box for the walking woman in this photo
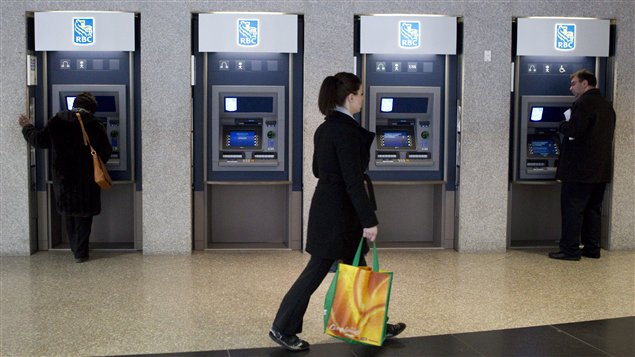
[269,72,405,351]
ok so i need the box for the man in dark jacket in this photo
[549,70,616,261]
[19,92,112,262]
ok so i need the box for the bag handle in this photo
[76,112,90,146]
[76,112,99,157]
[352,237,380,272]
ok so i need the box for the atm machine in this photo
[192,13,303,250]
[30,12,141,250]
[509,17,613,247]
[356,15,460,248]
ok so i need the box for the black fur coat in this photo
[22,110,112,216]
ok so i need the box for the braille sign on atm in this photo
[399,21,421,49]
[555,23,575,51]
[73,17,95,45]
[237,19,259,47]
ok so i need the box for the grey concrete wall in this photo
[1,1,633,255]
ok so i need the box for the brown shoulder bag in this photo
[76,112,112,189]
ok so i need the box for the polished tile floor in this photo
[1,248,633,356]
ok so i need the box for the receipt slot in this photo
[31,12,140,251]
[357,15,459,248]
[193,13,303,250]
[509,17,613,248]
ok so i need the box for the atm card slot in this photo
[253,152,278,160]
[406,152,430,160]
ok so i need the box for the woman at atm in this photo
[269,72,406,351]
[19,92,112,263]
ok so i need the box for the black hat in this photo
[73,92,97,114]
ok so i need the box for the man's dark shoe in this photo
[75,256,89,263]
[269,329,310,351]
[581,250,601,259]
[385,322,406,339]
[548,251,580,261]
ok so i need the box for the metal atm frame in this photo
[368,86,442,172]
[517,95,574,180]
[210,85,286,171]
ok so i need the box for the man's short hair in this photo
[571,69,597,87]
[73,92,98,114]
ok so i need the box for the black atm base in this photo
[510,240,559,248]
[206,242,289,250]
[50,242,135,250]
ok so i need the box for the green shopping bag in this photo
[323,238,393,346]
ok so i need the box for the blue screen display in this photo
[229,130,257,147]
[383,131,410,147]
[529,139,557,156]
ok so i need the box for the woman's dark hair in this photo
[73,92,98,114]
[318,72,362,115]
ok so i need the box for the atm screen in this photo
[95,96,117,112]
[226,130,261,149]
[382,131,412,148]
[528,137,559,157]
[224,96,274,113]
[65,95,117,112]
[529,106,569,122]
[380,97,428,113]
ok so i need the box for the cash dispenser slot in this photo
[407,152,430,160]
[253,152,278,160]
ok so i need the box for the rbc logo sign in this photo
[237,19,259,47]
[555,24,576,51]
[399,21,420,49]
[73,17,95,46]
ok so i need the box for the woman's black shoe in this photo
[386,322,406,338]
[269,329,310,351]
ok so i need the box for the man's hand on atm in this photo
[18,114,33,128]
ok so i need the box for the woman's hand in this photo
[363,225,378,242]
[18,114,32,127]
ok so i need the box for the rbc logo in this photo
[73,17,95,46]
[237,19,259,47]
[555,24,576,51]
[399,21,420,49]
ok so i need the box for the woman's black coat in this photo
[306,110,378,261]
[22,110,112,216]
